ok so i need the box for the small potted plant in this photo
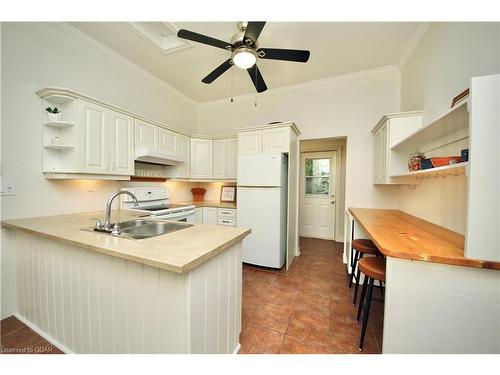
[46,107,61,122]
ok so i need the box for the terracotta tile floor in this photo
[0,316,63,354]
[240,237,384,354]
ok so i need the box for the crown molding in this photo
[397,22,430,70]
[198,65,401,106]
[48,22,198,106]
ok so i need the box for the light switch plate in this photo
[0,184,16,196]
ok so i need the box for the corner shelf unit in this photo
[41,94,78,173]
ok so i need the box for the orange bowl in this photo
[431,157,462,168]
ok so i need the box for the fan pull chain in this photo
[230,66,234,103]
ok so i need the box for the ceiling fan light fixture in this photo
[232,48,257,69]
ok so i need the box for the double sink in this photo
[93,219,192,240]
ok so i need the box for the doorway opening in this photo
[298,137,347,243]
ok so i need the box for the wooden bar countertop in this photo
[349,208,500,270]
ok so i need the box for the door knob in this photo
[330,200,336,204]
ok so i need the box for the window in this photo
[305,158,330,195]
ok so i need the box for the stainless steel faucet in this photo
[100,190,139,231]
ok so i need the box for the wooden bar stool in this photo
[348,239,382,305]
[356,256,386,351]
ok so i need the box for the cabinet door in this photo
[175,135,190,178]
[226,138,238,179]
[380,124,388,183]
[158,128,176,156]
[238,131,262,155]
[202,207,218,225]
[109,111,134,176]
[213,139,227,179]
[135,119,158,151]
[262,128,290,153]
[194,208,203,224]
[78,100,109,174]
[190,138,213,179]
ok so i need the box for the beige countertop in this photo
[1,210,250,274]
[177,200,237,209]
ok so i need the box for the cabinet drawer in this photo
[217,208,237,218]
[218,216,236,226]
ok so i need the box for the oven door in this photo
[155,209,196,223]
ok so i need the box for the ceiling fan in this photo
[176,21,311,93]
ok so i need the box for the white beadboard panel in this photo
[142,264,161,354]
[383,257,500,354]
[98,255,115,353]
[110,257,129,353]
[188,242,242,354]
[1,228,17,319]
[13,231,242,353]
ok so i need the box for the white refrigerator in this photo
[237,153,288,268]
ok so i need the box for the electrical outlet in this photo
[0,184,16,196]
[86,182,95,192]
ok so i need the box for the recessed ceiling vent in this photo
[126,22,193,54]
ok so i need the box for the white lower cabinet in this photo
[194,208,203,224]
[202,207,218,225]
[197,207,237,227]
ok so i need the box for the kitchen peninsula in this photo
[1,209,250,354]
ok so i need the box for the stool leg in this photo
[359,277,374,351]
[352,253,364,304]
[348,250,359,289]
[356,275,369,322]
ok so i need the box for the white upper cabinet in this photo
[135,119,158,151]
[371,113,423,184]
[262,128,290,153]
[212,138,238,180]
[158,128,176,156]
[78,100,109,174]
[191,138,213,179]
[109,111,134,176]
[174,134,190,178]
[238,130,262,155]
[213,139,228,179]
[372,121,388,184]
[226,138,238,179]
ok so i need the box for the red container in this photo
[431,156,462,168]
[191,187,206,202]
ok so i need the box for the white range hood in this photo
[134,148,184,165]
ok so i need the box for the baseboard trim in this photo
[233,343,241,354]
[14,313,73,354]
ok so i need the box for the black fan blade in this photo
[244,22,266,44]
[247,64,267,93]
[177,29,232,50]
[257,48,310,62]
[202,59,232,84]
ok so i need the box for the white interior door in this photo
[299,151,337,240]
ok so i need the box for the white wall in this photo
[197,67,402,212]
[397,22,500,234]
[0,22,197,221]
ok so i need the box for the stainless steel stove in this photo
[120,187,196,223]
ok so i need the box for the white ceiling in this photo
[70,22,422,103]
